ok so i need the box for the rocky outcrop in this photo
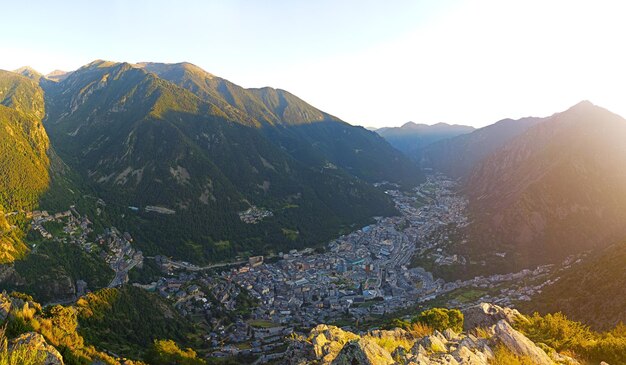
[10,332,64,365]
[308,324,359,363]
[286,303,590,365]
[413,334,447,353]
[331,338,394,365]
[0,291,11,322]
[462,303,526,331]
[494,320,553,365]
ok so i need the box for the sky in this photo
[2,0,626,128]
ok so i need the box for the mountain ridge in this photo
[376,121,475,156]
[39,59,420,263]
[446,101,626,274]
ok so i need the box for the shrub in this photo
[366,335,412,353]
[580,335,626,364]
[517,312,591,352]
[145,339,206,365]
[517,312,626,364]
[413,308,463,333]
[385,319,433,338]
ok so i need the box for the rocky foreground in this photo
[1,294,64,364]
[283,303,601,365]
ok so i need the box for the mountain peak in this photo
[83,59,119,69]
[555,100,618,121]
[132,61,216,79]
[567,100,596,111]
[13,66,42,80]
[400,121,425,129]
[45,70,72,82]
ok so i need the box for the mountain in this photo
[0,70,50,262]
[420,117,542,177]
[524,240,626,330]
[12,66,44,82]
[45,69,72,82]
[41,60,421,263]
[522,241,626,330]
[133,61,334,127]
[376,122,475,155]
[459,101,626,270]
[135,61,422,185]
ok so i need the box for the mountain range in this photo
[375,122,475,156]
[1,60,423,264]
[464,101,626,268]
[3,58,626,364]
[408,101,626,280]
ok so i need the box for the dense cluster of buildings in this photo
[30,207,143,289]
[96,227,143,287]
[239,206,273,224]
[23,175,580,362]
[225,175,470,328]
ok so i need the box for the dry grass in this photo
[0,327,47,365]
[490,344,536,365]
[366,335,413,353]
[406,322,434,339]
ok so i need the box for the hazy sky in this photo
[3,0,625,128]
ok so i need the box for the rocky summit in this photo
[284,303,590,365]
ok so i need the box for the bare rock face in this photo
[286,303,587,365]
[494,320,553,365]
[10,332,64,365]
[308,324,360,363]
[331,337,394,365]
[414,335,447,354]
[550,351,581,365]
[462,303,526,331]
[443,329,460,341]
[452,345,490,365]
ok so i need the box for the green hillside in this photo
[139,61,422,185]
[0,71,51,263]
[41,60,406,263]
[76,286,198,358]
[523,240,626,331]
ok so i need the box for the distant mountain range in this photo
[1,60,423,264]
[415,101,626,279]
[375,122,475,156]
[419,117,543,177]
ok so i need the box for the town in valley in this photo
[16,174,583,362]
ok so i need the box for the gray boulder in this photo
[414,335,447,353]
[443,328,460,341]
[331,337,394,365]
[462,303,526,331]
[391,346,409,364]
[494,320,553,365]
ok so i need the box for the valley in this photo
[0,62,625,365]
[99,174,578,362]
[4,3,626,363]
